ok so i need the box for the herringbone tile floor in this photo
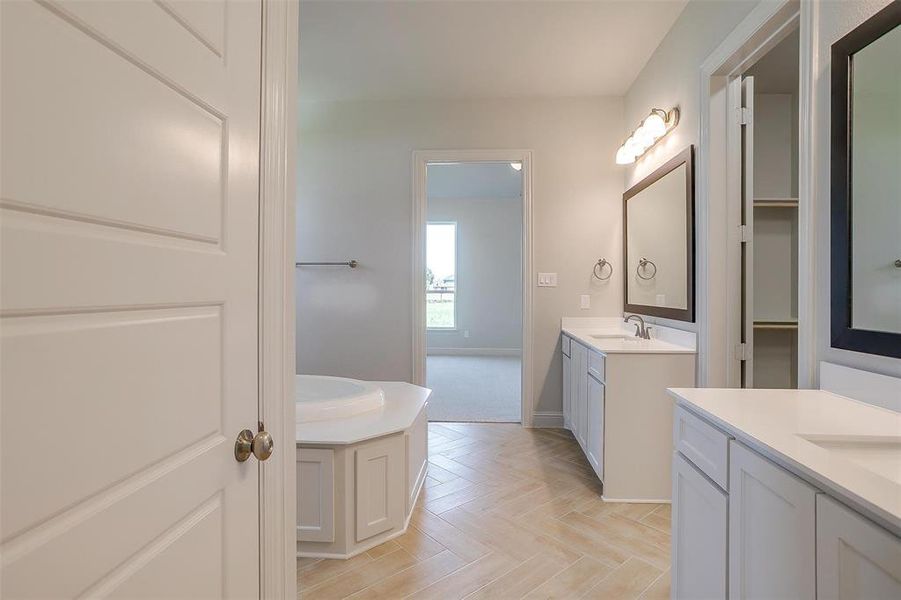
[298,423,671,599]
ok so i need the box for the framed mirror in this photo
[623,146,695,322]
[831,2,901,359]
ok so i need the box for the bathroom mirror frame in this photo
[830,1,901,359]
[623,146,695,322]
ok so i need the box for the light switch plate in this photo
[537,273,558,287]
[580,294,590,309]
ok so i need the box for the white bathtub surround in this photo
[296,377,430,559]
[561,317,696,502]
[669,386,901,599]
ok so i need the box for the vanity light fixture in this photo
[510,162,523,171]
[615,108,680,165]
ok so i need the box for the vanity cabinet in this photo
[672,404,901,600]
[562,332,695,499]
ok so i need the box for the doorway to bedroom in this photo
[423,161,524,422]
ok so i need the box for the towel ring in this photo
[593,258,613,281]
[637,257,657,280]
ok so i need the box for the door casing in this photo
[259,0,298,597]
[412,149,534,427]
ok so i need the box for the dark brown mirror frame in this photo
[623,146,695,322]
[830,2,901,359]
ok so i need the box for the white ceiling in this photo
[299,0,688,102]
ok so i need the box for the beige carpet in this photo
[426,355,521,422]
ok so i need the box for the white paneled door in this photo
[1,1,263,597]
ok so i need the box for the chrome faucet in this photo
[624,314,651,339]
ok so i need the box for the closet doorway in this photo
[736,30,801,389]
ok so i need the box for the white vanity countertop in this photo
[563,327,696,355]
[296,381,430,446]
[669,387,901,533]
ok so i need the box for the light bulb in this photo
[615,146,635,165]
[643,112,667,138]
[510,162,522,171]
[633,125,655,149]
[624,136,642,156]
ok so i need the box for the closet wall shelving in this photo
[750,83,800,389]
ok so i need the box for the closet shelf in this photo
[753,319,798,330]
[754,198,798,208]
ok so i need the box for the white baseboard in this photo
[601,496,672,504]
[427,347,522,357]
[532,411,564,428]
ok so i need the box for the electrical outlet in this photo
[464,330,470,338]
[656,294,666,306]
[580,294,591,309]
[537,273,558,287]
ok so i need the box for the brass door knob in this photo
[252,430,274,461]
[235,428,275,462]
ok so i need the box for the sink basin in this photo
[799,434,901,484]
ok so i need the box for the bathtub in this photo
[295,375,430,559]
[296,375,385,422]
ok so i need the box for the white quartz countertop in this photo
[563,327,696,355]
[296,381,430,446]
[669,387,901,534]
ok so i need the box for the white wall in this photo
[426,196,523,353]
[296,97,624,415]
[813,0,901,379]
[622,0,759,385]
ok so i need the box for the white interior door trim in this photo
[697,0,810,387]
[412,149,534,427]
[259,0,298,597]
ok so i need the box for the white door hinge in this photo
[738,107,752,125]
[735,343,748,361]
[739,224,751,243]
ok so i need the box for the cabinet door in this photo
[587,375,604,480]
[672,452,727,600]
[563,352,572,431]
[817,495,901,599]
[729,441,816,599]
[573,343,589,450]
[355,434,404,542]
[573,344,588,451]
[297,448,335,543]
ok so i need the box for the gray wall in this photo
[296,96,624,415]
[621,0,759,386]
[426,195,523,353]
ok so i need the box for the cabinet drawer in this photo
[587,350,605,381]
[674,406,731,490]
[561,334,571,357]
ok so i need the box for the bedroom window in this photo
[426,222,457,329]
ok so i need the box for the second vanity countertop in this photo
[562,326,697,355]
[669,387,901,535]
